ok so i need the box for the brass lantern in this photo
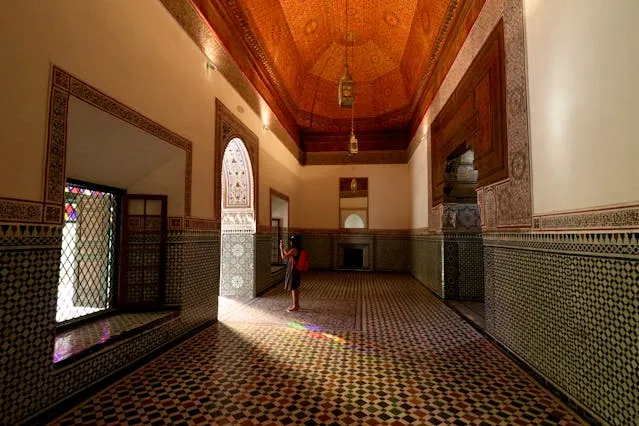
[348,129,359,155]
[339,0,355,108]
[339,66,355,108]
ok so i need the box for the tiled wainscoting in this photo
[255,232,285,295]
[220,232,254,298]
[484,232,639,426]
[0,224,220,425]
[410,234,444,296]
[295,231,411,272]
[410,233,484,300]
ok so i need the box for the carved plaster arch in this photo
[215,99,259,229]
[221,138,255,232]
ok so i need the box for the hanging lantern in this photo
[348,130,359,155]
[339,67,355,108]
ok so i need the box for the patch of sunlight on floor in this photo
[217,296,283,326]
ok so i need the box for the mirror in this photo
[339,177,368,229]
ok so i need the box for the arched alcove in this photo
[215,100,259,299]
[221,138,255,232]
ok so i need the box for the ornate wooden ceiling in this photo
[190,0,486,154]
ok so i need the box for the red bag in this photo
[296,250,310,272]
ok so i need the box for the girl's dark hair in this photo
[290,235,302,250]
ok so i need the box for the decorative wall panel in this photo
[484,232,638,426]
[431,21,507,206]
[215,100,259,229]
[534,203,639,231]
[219,233,255,298]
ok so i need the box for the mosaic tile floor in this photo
[219,281,361,331]
[54,311,175,363]
[49,273,585,425]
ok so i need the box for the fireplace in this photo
[343,247,363,269]
[335,240,372,270]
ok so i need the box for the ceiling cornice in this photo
[188,0,301,142]
[160,0,486,165]
[409,0,487,137]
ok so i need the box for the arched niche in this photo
[215,99,259,229]
[221,137,255,232]
[215,99,259,298]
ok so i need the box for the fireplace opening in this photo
[343,247,364,269]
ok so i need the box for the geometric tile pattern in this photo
[53,311,175,364]
[49,273,585,425]
[165,232,184,305]
[411,233,484,300]
[374,235,411,272]
[410,235,444,297]
[219,277,360,332]
[448,233,484,300]
[484,232,639,426]
[220,233,255,298]
[0,226,220,425]
[1,227,62,425]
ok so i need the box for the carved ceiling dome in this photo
[194,0,486,151]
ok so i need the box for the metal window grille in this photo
[57,181,120,323]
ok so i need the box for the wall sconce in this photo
[262,124,269,132]
[206,62,217,71]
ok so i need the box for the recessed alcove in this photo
[334,238,373,271]
[343,247,363,269]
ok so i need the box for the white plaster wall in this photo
[0,0,301,222]
[270,195,289,229]
[296,164,410,229]
[408,140,429,229]
[525,0,639,214]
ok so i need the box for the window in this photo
[57,180,122,323]
[339,177,368,229]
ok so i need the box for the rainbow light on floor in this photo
[287,321,347,345]
[286,320,405,359]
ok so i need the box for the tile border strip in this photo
[0,66,196,224]
[533,203,639,231]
